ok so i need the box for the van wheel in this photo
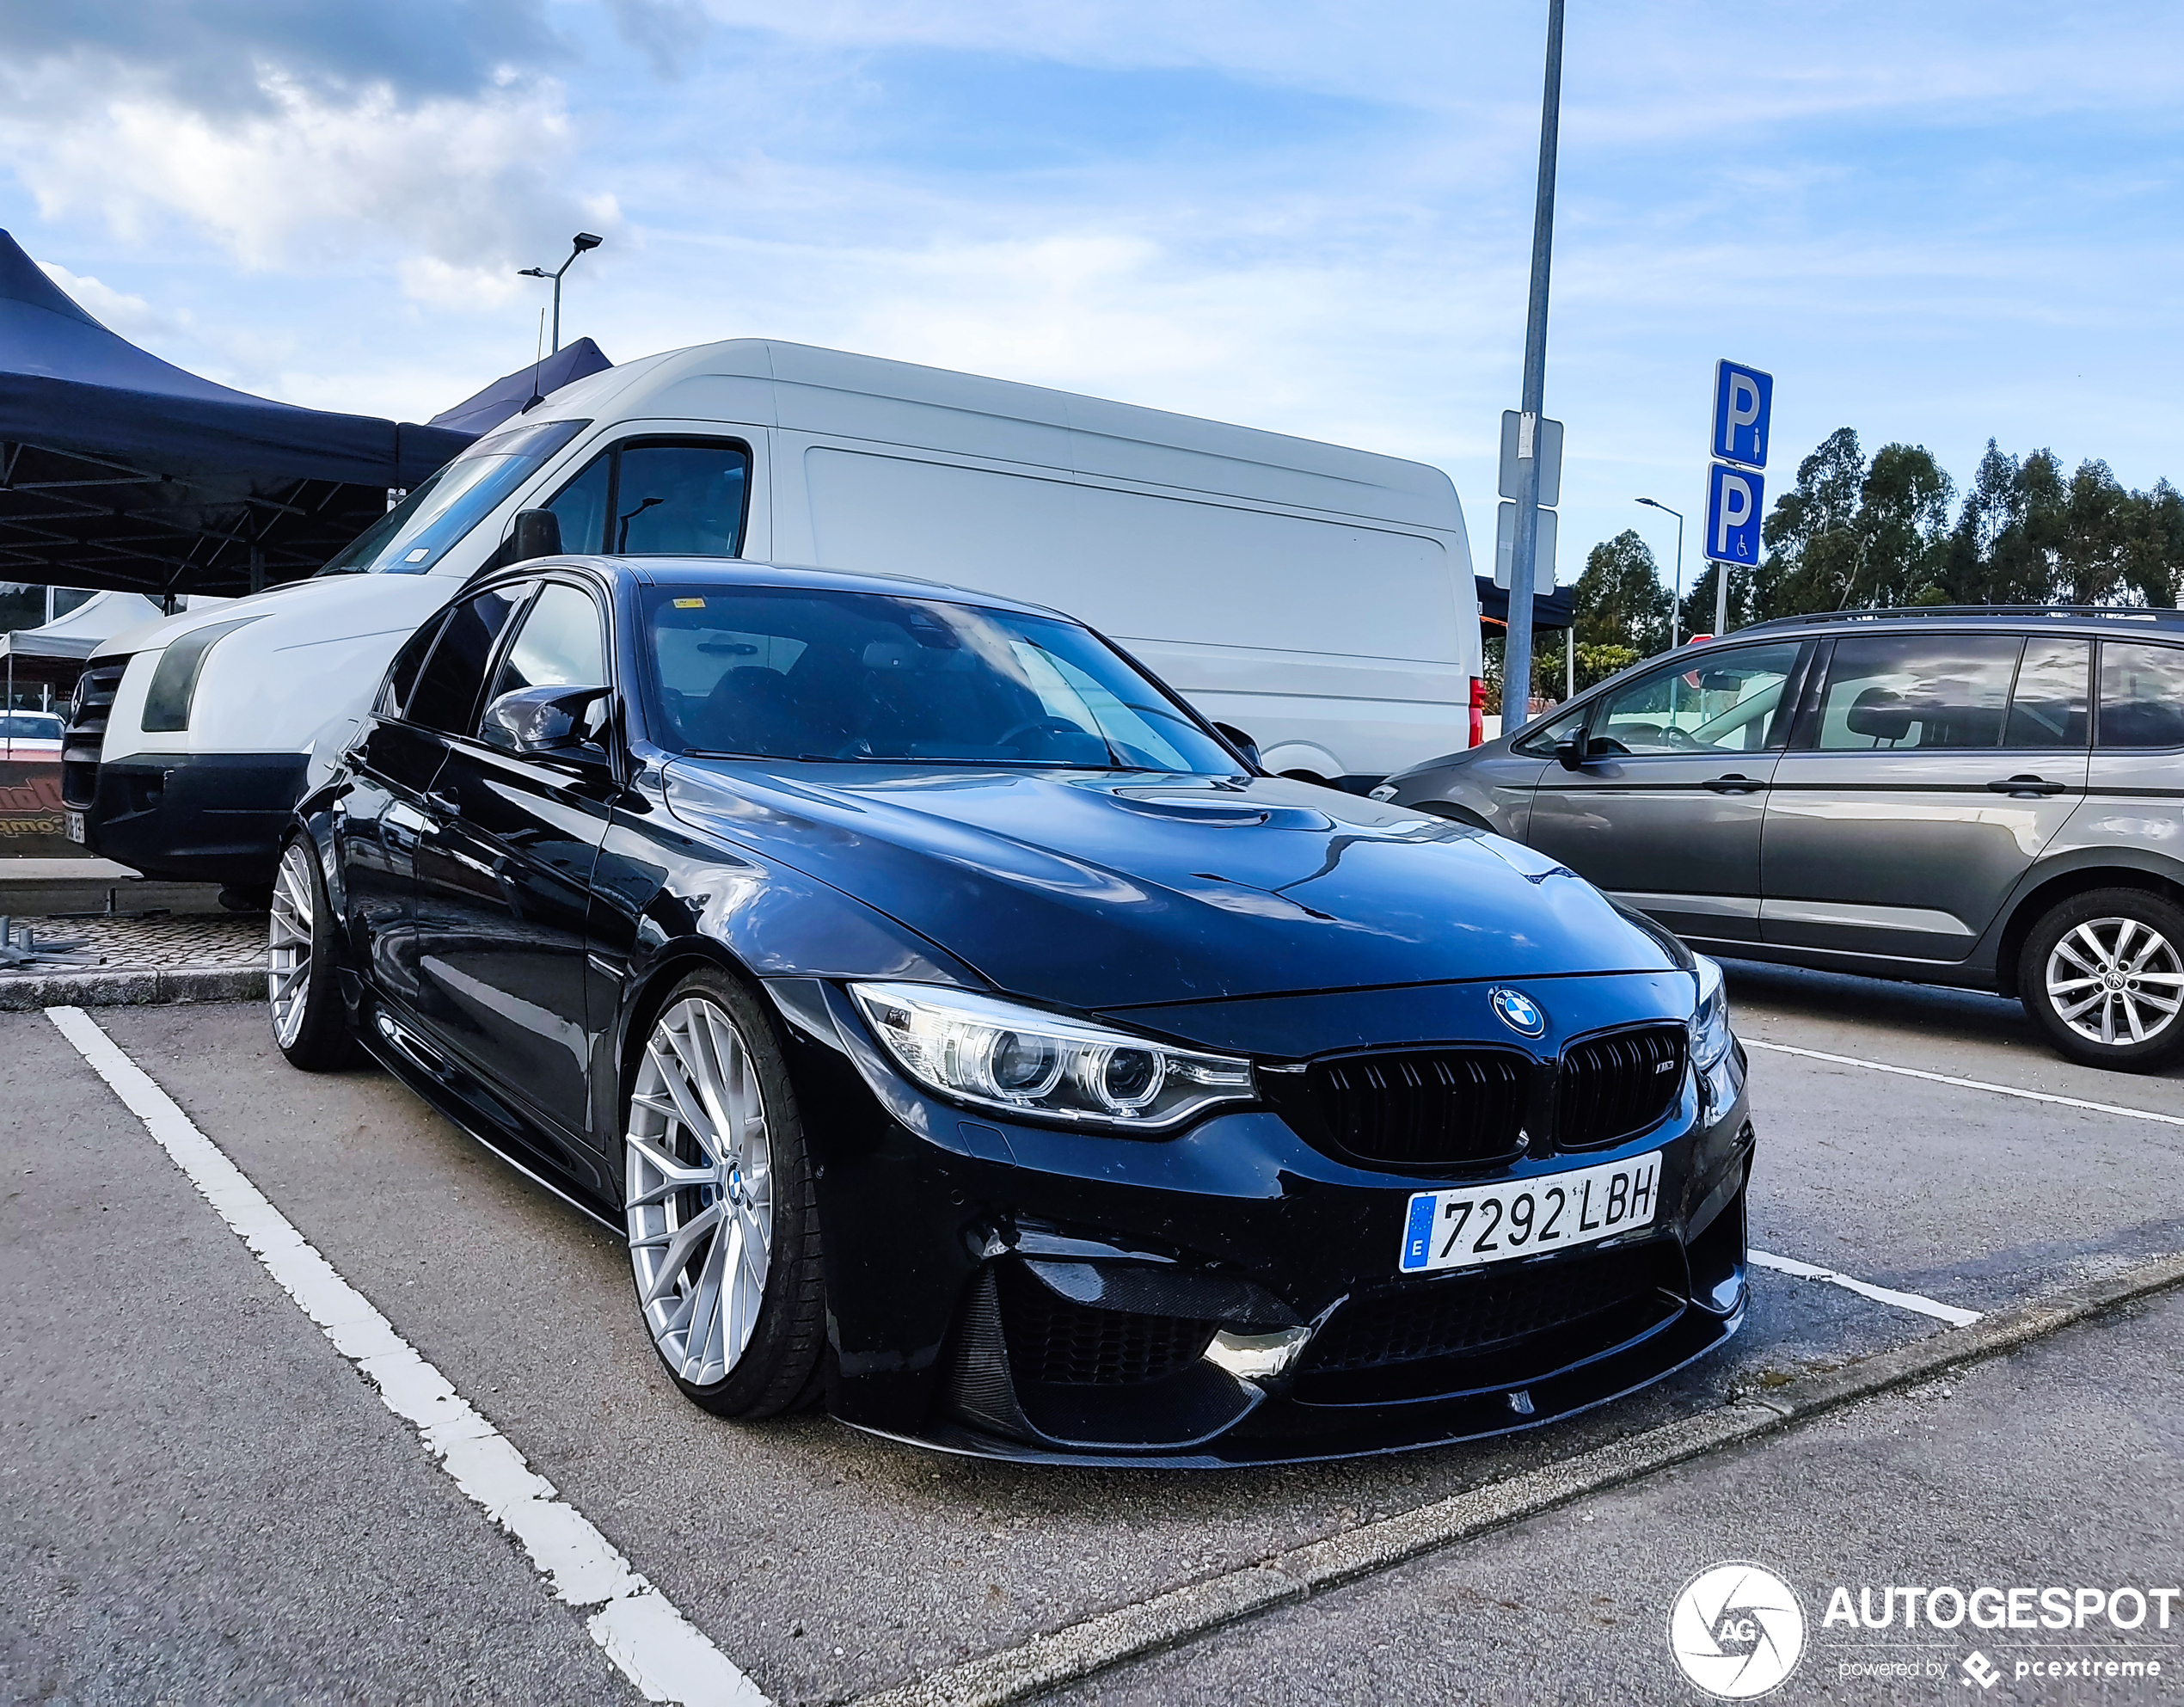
[2021,888,2184,1071]
[268,838,357,1071]
[623,969,828,1417]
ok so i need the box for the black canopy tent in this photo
[1475,574,1574,634]
[0,232,607,600]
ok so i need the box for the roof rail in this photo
[1737,604,2184,633]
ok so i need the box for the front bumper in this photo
[771,973,1753,1466]
[83,752,309,887]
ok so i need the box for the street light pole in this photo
[1636,497,1684,648]
[517,232,603,356]
[1503,0,1565,733]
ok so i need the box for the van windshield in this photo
[643,585,1239,773]
[318,418,588,575]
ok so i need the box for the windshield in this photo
[318,418,588,575]
[0,713,60,739]
[643,586,1240,773]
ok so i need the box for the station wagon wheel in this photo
[268,838,356,1071]
[623,971,827,1417]
[2022,888,2184,1072]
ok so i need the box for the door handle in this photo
[1702,774,1766,794]
[423,784,461,817]
[1986,775,2067,797]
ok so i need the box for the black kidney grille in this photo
[996,1264,1217,1387]
[1304,1242,1672,1373]
[1308,1050,1528,1168]
[60,658,128,811]
[1555,1026,1687,1151]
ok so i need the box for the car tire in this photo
[268,837,358,1071]
[2021,887,2184,1072]
[623,967,828,1418]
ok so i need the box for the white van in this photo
[65,339,1480,891]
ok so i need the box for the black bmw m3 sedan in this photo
[271,556,1754,1464]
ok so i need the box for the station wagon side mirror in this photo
[1212,721,1261,770]
[1555,732,1589,771]
[507,508,563,563]
[482,683,613,770]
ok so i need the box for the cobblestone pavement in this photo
[0,909,267,974]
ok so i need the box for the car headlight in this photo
[850,982,1255,1133]
[140,616,264,734]
[1690,954,1733,1072]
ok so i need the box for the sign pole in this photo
[1503,0,1563,733]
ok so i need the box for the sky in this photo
[3,0,2181,599]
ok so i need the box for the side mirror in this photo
[507,508,563,563]
[482,684,613,768]
[1212,721,1261,769]
[1555,734,1589,771]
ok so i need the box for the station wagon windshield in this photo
[317,419,588,576]
[643,586,1238,773]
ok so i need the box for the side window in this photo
[1512,700,1589,758]
[612,442,751,556]
[544,451,611,554]
[2003,637,2090,748]
[488,583,607,704]
[1813,634,2021,751]
[1589,643,1803,756]
[378,613,448,720]
[2098,642,2184,748]
[408,584,529,734]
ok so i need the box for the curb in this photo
[853,1249,2184,1707]
[0,966,265,1012]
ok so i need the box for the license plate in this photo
[64,809,85,844]
[1398,1151,1662,1275]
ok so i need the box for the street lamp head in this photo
[571,232,603,254]
[517,267,549,278]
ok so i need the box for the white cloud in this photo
[0,56,616,298]
[35,261,184,341]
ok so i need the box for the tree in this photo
[1752,427,1865,619]
[1573,530,1671,656]
[1678,561,1755,638]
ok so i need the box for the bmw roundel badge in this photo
[1490,987,1546,1038]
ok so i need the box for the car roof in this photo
[506,555,1077,623]
[1736,605,2184,639]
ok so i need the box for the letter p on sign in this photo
[1712,359,1773,469]
[1707,463,1765,564]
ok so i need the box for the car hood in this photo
[661,762,1676,1010]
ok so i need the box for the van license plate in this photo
[1398,1151,1662,1275]
[64,809,85,844]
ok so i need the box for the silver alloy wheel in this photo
[268,842,316,1050]
[2045,916,2184,1047]
[626,996,775,1387]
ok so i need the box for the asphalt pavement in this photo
[3,958,2181,1705]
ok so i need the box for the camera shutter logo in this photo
[1668,1562,1807,1698]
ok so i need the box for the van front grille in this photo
[61,658,128,811]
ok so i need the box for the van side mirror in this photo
[508,509,563,563]
[482,684,612,768]
[1555,734,1589,771]
[1212,721,1261,769]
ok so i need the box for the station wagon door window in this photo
[1810,634,2021,750]
[1586,642,1804,756]
[2096,642,2184,748]
[2002,637,2090,748]
[407,584,531,734]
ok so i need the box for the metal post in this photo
[549,272,562,357]
[1672,509,1685,645]
[1503,0,1565,731]
[249,543,265,596]
[1714,531,1729,636]
[1566,624,1574,699]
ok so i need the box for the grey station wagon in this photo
[1377,606,2184,1072]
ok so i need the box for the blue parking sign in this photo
[1705,463,1765,565]
[1712,359,1772,468]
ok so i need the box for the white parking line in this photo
[46,1005,767,1707]
[1745,1037,2184,1129]
[1747,1248,1983,1327]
